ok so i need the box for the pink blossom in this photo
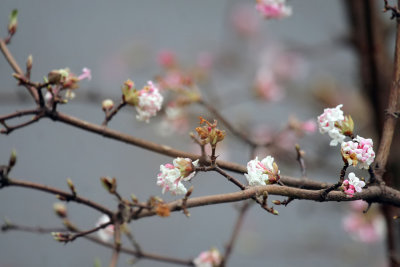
[96,214,114,242]
[341,172,365,198]
[256,0,292,20]
[158,50,176,68]
[301,119,317,134]
[78,67,92,81]
[157,158,199,195]
[342,200,385,243]
[341,136,375,169]
[136,81,163,123]
[231,4,259,36]
[193,248,222,267]
[196,52,213,71]
[254,69,284,101]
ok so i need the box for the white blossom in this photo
[245,156,280,186]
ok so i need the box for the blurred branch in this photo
[1,221,194,266]
[0,177,113,216]
[221,201,250,267]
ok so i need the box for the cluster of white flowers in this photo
[341,136,375,169]
[245,156,280,186]
[135,81,163,123]
[157,158,199,195]
[256,0,292,19]
[193,248,222,267]
[341,172,366,198]
[317,104,346,146]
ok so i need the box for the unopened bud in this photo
[8,9,18,35]
[26,55,33,71]
[53,203,67,218]
[272,209,279,215]
[102,99,114,112]
[12,73,24,81]
[130,193,138,203]
[56,194,67,201]
[8,149,17,168]
[66,178,76,196]
[48,70,62,84]
[100,177,117,194]
[272,200,281,205]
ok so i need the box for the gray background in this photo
[0,0,386,266]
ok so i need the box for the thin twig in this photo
[2,177,113,216]
[2,221,193,266]
[221,201,250,267]
[0,38,39,103]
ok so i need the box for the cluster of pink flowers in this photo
[157,158,199,195]
[341,172,366,198]
[341,136,375,169]
[193,248,222,267]
[245,156,280,186]
[96,214,114,242]
[342,200,386,243]
[317,104,346,146]
[256,0,292,20]
[135,81,163,123]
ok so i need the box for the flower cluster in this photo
[193,248,222,267]
[122,80,163,123]
[317,104,347,146]
[195,117,226,147]
[341,172,366,198]
[341,136,375,169]
[44,67,91,106]
[342,200,386,243]
[256,0,292,20]
[245,156,280,186]
[157,158,199,195]
[96,214,114,242]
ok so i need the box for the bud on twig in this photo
[8,149,17,168]
[53,203,67,218]
[102,99,114,112]
[26,55,33,77]
[272,200,281,205]
[130,193,138,204]
[100,177,117,194]
[66,178,77,196]
[8,9,18,36]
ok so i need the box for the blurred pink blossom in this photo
[158,50,176,68]
[231,4,259,37]
[256,0,292,20]
[254,69,284,101]
[158,102,189,136]
[78,67,92,81]
[342,200,385,244]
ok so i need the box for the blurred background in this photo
[0,0,391,266]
